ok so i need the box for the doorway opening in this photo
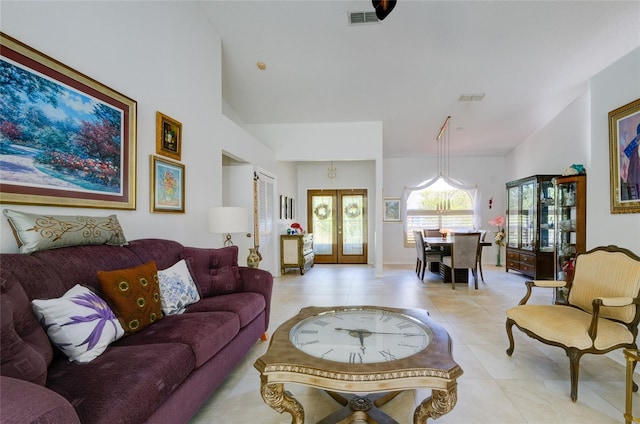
[307,189,367,264]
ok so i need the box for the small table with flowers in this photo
[280,233,314,275]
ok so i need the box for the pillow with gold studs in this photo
[97,261,163,335]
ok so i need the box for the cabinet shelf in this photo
[281,234,314,275]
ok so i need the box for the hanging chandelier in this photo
[435,116,452,211]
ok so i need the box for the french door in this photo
[307,189,367,264]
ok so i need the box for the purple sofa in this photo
[0,239,273,424]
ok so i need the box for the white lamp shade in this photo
[208,207,248,234]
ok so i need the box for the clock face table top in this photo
[254,305,463,424]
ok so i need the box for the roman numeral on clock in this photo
[349,352,363,363]
[379,349,397,361]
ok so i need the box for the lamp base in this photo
[224,234,233,246]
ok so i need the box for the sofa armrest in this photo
[0,376,80,424]
[238,267,273,332]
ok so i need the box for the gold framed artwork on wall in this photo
[609,98,640,214]
[0,32,137,209]
[150,155,185,213]
[156,112,182,161]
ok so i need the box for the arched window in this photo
[402,176,478,245]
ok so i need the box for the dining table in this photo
[422,236,492,283]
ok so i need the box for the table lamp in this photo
[209,207,248,246]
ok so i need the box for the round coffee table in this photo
[254,305,463,423]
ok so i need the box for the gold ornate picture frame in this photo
[150,155,185,213]
[156,112,182,161]
[609,98,640,214]
[0,32,137,209]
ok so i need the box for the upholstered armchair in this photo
[506,245,640,402]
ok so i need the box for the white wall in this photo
[0,2,277,253]
[506,47,640,253]
[589,48,640,252]
[383,156,507,264]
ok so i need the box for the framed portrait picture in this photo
[609,98,640,214]
[383,197,401,222]
[0,32,137,209]
[289,197,295,219]
[151,155,185,213]
[156,112,182,161]
[280,195,286,219]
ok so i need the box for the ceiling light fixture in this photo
[257,62,266,71]
[435,116,453,211]
[372,0,396,21]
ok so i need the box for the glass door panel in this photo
[507,186,519,248]
[309,192,336,262]
[338,191,367,263]
[521,181,535,250]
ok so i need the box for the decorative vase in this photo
[496,246,502,267]
[247,247,262,268]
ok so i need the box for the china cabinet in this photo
[280,233,314,275]
[552,174,587,303]
[505,175,558,279]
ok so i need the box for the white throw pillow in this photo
[31,284,125,363]
[157,259,200,315]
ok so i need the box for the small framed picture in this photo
[280,195,287,219]
[383,197,401,222]
[156,112,182,161]
[151,155,185,213]
[289,198,295,219]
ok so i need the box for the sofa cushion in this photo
[31,285,125,363]
[113,311,239,367]
[97,262,164,334]
[157,259,200,315]
[0,270,53,377]
[3,209,127,254]
[181,246,243,297]
[46,343,195,424]
[1,299,48,385]
[186,292,266,328]
[1,376,81,424]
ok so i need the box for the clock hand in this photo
[334,327,423,337]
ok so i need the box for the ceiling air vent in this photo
[349,11,380,25]
[458,94,486,102]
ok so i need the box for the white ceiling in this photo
[202,1,640,158]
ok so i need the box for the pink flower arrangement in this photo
[488,215,505,247]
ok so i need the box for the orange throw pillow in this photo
[97,262,163,334]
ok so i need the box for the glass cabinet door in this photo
[507,186,519,248]
[520,181,535,250]
[539,180,555,252]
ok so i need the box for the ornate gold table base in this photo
[260,379,458,424]
[256,306,462,424]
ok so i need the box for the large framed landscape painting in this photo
[0,33,137,209]
[609,98,640,214]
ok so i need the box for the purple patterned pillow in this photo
[31,285,125,363]
[181,246,243,297]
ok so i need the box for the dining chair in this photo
[477,230,487,282]
[442,232,481,289]
[423,228,442,238]
[413,231,444,281]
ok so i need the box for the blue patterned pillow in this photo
[31,285,124,363]
[157,260,200,315]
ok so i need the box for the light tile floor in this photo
[190,264,639,423]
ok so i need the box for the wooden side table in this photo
[625,349,640,423]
